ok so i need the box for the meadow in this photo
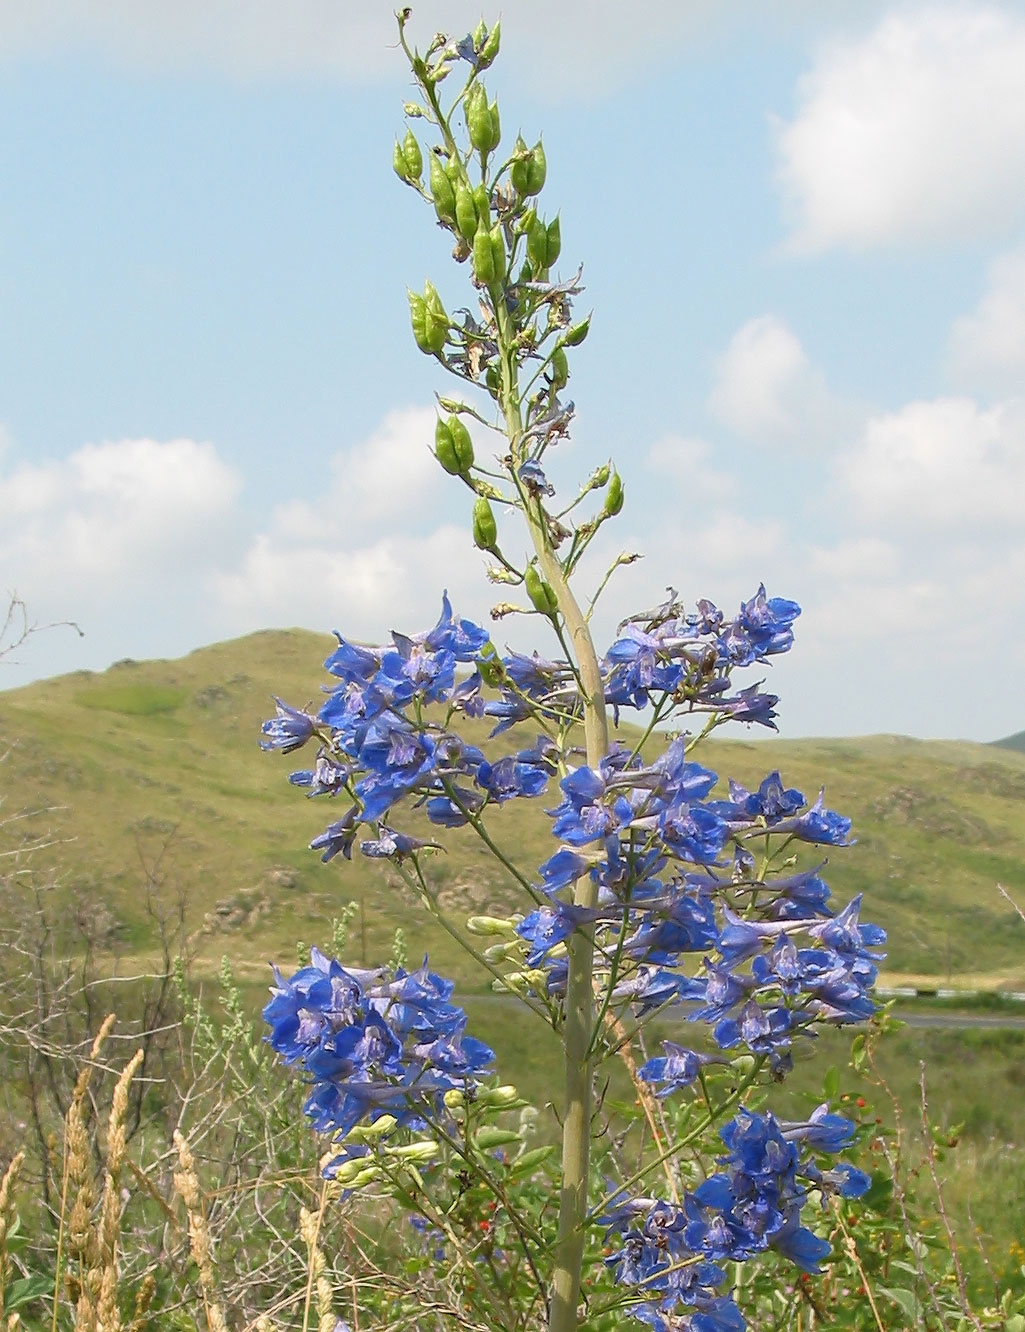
[2,635,1024,1328]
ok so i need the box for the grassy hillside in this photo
[994,729,1025,754]
[2,630,1025,989]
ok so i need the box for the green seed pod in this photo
[509,135,531,196]
[472,224,496,285]
[409,290,429,351]
[515,205,537,236]
[561,315,590,347]
[487,99,501,152]
[428,152,456,225]
[526,215,550,271]
[544,215,561,265]
[392,138,410,183]
[478,20,500,68]
[401,128,422,181]
[593,462,610,487]
[489,224,506,283]
[434,416,460,474]
[448,415,474,472]
[454,179,478,243]
[518,140,546,196]
[410,283,447,355]
[525,564,558,616]
[473,183,490,226]
[549,345,568,389]
[485,364,500,395]
[604,468,624,516]
[466,85,493,155]
[472,496,498,551]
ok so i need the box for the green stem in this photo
[491,277,607,1332]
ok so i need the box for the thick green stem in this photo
[490,283,607,1332]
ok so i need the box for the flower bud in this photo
[401,128,423,181]
[331,1157,380,1186]
[484,940,523,961]
[466,915,518,936]
[524,564,558,616]
[592,463,610,487]
[388,1141,438,1162]
[472,495,498,551]
[403,102,424,118]
[473,1127,522,1149]
[477,1084,520,1108]
[443,1088,466,1109]
[429,152,456,226]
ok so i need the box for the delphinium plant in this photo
[260,13,885,1332]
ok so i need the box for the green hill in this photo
[993,729,1025,754]
[2,630,1024,989]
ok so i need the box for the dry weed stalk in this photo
[299,1191,338,1332]
[172,1129,228,1332]
[0,1148,26,1324]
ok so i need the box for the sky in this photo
[2,0,1024,741]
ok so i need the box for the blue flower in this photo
[260,697,317,753]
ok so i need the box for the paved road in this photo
[893,1010,1025,1030]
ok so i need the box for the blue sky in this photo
[2,1,1025,741]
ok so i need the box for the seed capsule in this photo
[455,179,478,242]
[561,316,590,347]
[478,20,501,68]
[401,128,422,181]
[604,469,624,516]
[472,225,496,285]
[472,496,498,550]
[549,346,568,389]
[466,85,493,154]
[448,415,475,472]
[392,138,409,183]
[429,152,456,225]
[525,564,558,615]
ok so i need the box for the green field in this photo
[1,629,1024,990]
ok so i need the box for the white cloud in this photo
[838,395,1025,527]
[776,5,1025,250]
[0,437,240,585]
[706,315,850,445]
[948,247,1025,390]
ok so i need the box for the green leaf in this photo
[4,1273,52,1312]
[878,1285,921,1321]
[822,1064,840,1102]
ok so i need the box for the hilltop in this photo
[2,630,1024,989]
